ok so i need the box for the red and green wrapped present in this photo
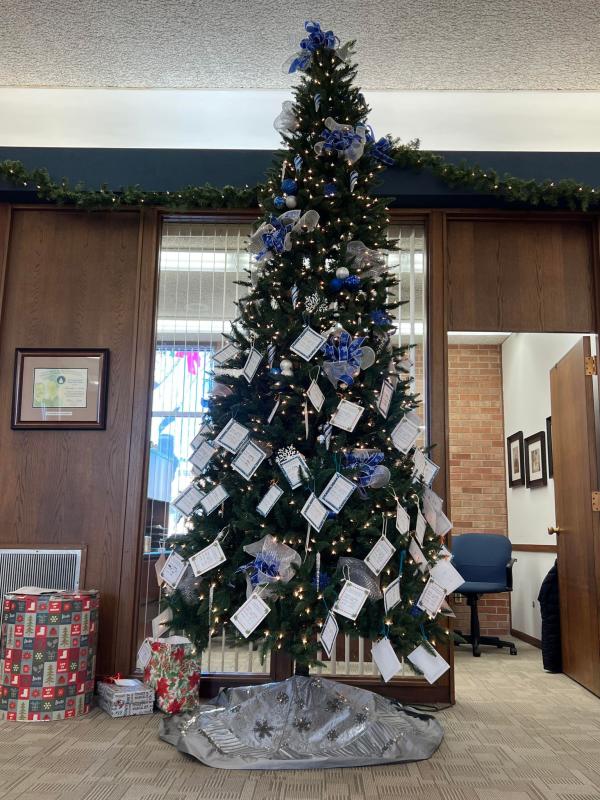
[140,636,200,714]
[0,589,99,721]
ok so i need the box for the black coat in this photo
[537,559,562,673]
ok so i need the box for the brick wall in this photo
[447,344,510,637]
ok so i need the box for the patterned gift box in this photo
[97,678,154,718]
[0,590,99,721]
[142,636,200,714]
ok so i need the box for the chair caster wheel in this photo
[510,647,518,655]
[473,649,481,657]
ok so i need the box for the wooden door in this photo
[550,336,600,696]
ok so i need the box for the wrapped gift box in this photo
[97,678,154,718]
[0,589,99,721]
[141,636,200,714]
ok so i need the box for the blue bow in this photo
[257,214,294,262]
[344,451,385,487]
[320,127,362,157]
[288,21,338,72]
[240,553,281,586]
[370,309,392,326]
[322,331,365,367]
[366,128,395,166]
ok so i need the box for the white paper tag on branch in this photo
[267,398,281,423]
[242,347,263,383]
[407,644,450,684]
[417,578,446,616]
[159,551,188,590]
[230,593,271,638]
[330,399,364,432]
[391,416,420,453]
[364,536,396,576]
[306,380,325,412]
[215,419,250,454]
[377,378,394,419]
[152,607,173,639]
[429,560,464,594]
[396,503,411,535]
[372,637,402,683]
[319,472,356,512]
[256,484,284,517]
[154,553,166,586]
[415,510,427,546]
[409,538,428,573]
[136,639,153,669]
[200,484,229,516]
[290,326,326,361]
[213,342,240,365]
[320,611,339,658]
[172,485,205,517]
[189,541,227,576]
[332,580,370,621]
[301,493,329,532]
[384,576,402,613]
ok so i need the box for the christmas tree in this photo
[165,21,453,677]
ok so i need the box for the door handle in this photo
[548,526,563,535]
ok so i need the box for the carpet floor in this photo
[1,642,599,800]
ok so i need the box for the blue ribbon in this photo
[366,128,395,166]
[288,21,338,73]
[239,553,281,586]
[320,127,362,157]
[344,450,385,487]
[322,331,365,386]
[257,214,294,262]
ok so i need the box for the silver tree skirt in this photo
[159,675,443,770]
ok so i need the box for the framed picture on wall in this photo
[525,431,548,489]
[546,416,553,478]
[506,431,525,487]
[12,348,109,430]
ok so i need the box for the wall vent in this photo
[0,548,83,601]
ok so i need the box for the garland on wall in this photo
[0,141,598,212]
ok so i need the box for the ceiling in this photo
[1,1,599,91]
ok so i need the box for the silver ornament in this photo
[280,358,294,377]
[285,195,297,209]
[335,266,350,280]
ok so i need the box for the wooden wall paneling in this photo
[0,205,11,329]
[115,208,161,675]
[446,217,595,333]
[427,209,454,705]
[0,208,143,675]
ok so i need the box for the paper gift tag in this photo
[306,380,325,412]
[159,551,188,590]
[407,643,450,684]
[213,342,240,365]
[256,484,284,517]
[232,440,266,480]
[215,419,250,454]
[172,485,205,516]
[377,378,394,419]
[396,503,411,535]
[200,484,229,516]
[301,493,329,532]
[391,416,420,453]
[415,510,427,546]
[372,637,402,683]
[364,536,396,576]
[242,347,263,383]
[409,538,428,573]
[434,511,453,537]
[384,576,401,613]
[331,399,365,432]
[230,592,271,638]
[189,540,226,576]
[332,580,370,621]
[278,454,309,489]
[136,639,153,669]
[320,611,339,658]
[413,449,439,487]
[290,326,326,361]
[319,472,356,512]
[417,578,446,616]
[154,553,166,586]
[190,440,217,472]
[429,560,464,594]
[191,423,213,450]
[438,544,452,561]
[440,599,456,618]
[152,607,173,639]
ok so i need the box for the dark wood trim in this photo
[0,204,12,333]
[115,208,161,675]
[512,543,558,553]
[443,209,599,223]
[511,628,542,649]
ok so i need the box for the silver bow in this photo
[273,101,300,136]
[248,210,320,264]
[346,240,389,279]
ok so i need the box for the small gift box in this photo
[97,678,154,718]
[141,636,200,714]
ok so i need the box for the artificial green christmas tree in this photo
[164,20,454,678]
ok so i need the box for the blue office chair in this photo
[452,534,517,657]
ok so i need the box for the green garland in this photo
[1,142,598,211]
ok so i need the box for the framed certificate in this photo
[231,440,266,480]
[242,348,263,383]
[172,484,205,516]
[330,399,364,432]
[200,484,230,516]
[12,348,109,429]
[257,484,284,517]
[215,419,250,453]
[319,472,356,512]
